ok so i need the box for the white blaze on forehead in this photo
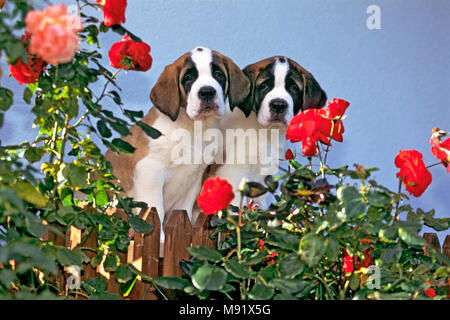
[273,58,289,88]
[191,47,213,76]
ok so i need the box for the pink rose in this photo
[25,4,83,65]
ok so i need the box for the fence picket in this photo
[163,210,192,278]
[192,213,217,248]
[129,207,160,300]
[423,233,441,256]
[443,235,450,260]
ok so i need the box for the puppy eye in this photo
[288,83,299,94]
[213,70,224,80]
[183,73,193,82]
[258,81,270,91]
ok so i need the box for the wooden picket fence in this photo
[44,207,219,300]
[43,211,450,300]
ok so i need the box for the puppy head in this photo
[150,47,250,121]
[238,56,327,127]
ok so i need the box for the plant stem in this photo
[425,162,442,169]
[393,178,403,221]
[316,142,325,179]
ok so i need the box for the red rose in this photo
[196,177,234,215]
[395,150,432,197]
[285,148,294,160]
[430,136,450,173]
[342,239,372,274]
[286,108,344,157]
[96,0,127,27]
[108,35,152,71]
[324,98,350,119]
[9,34,46,85]
[424,282,436,298]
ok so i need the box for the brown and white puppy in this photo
[106,47,250,241]
[200,56,327,214]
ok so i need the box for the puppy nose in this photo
[269,98,288,114]
[198,86,216,101]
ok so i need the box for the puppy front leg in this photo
[133,168,166,243]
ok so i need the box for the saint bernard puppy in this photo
[106,47,250,241]
[196,56,327,216]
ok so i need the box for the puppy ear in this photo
[235,66,256,117]
[301,71,327,110]
[221,55,251,114]
[150,62,183,121]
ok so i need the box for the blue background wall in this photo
[1,0,449,242]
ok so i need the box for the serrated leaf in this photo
[111,138,135,155]
[56,247,82,267]
[249,283,274,300]
[188,246,222,263]
[153,277,191,290]
[114,264,134,283]
[299,234,326,267]
[278,254,305,278]
[192,264,227,291]
[97,120,112,138]
[398,228,426,247]
[128,214,153,234]
[224,259,255,279]
[12,181,47,207]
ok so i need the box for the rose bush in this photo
[0,0,158,299]
[153,99,450,300]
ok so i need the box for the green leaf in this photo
[137,121,163,139]
[0,269,18,290]
[24,147,46,163]
[114,264,134,284]
[153,277,191,290]
[249,283,274,300]
[63,164,88,187]
[104,254,118,272]
[224,259,255,279]
[97,120,112,138]
[12,181,47,207]
[5,41,25,64]
[423,216,450,232]
[110,121,130,136]
[299,234,326,267]
[56,247,82,267]
[124,109,144,118]
[269,278,309,295]
[367,191,391,207]
[278,254,305,278]
[339,199,366,221]
[398,228,426,247]
[111,138,136,154]
[188,246,223,263]
[337,186,361,203]
[349,272,360,291]
[192,264,227,291]
[23,86,33,104]
[128,214,153,234]
[0,87,14,111]
[83,276,108,293]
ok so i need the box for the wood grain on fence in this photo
[163,210,192,278]
[129,207,160,300]
[38,210,450,300]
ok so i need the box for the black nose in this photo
[269,98,288,114]
[198,86,216,101]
